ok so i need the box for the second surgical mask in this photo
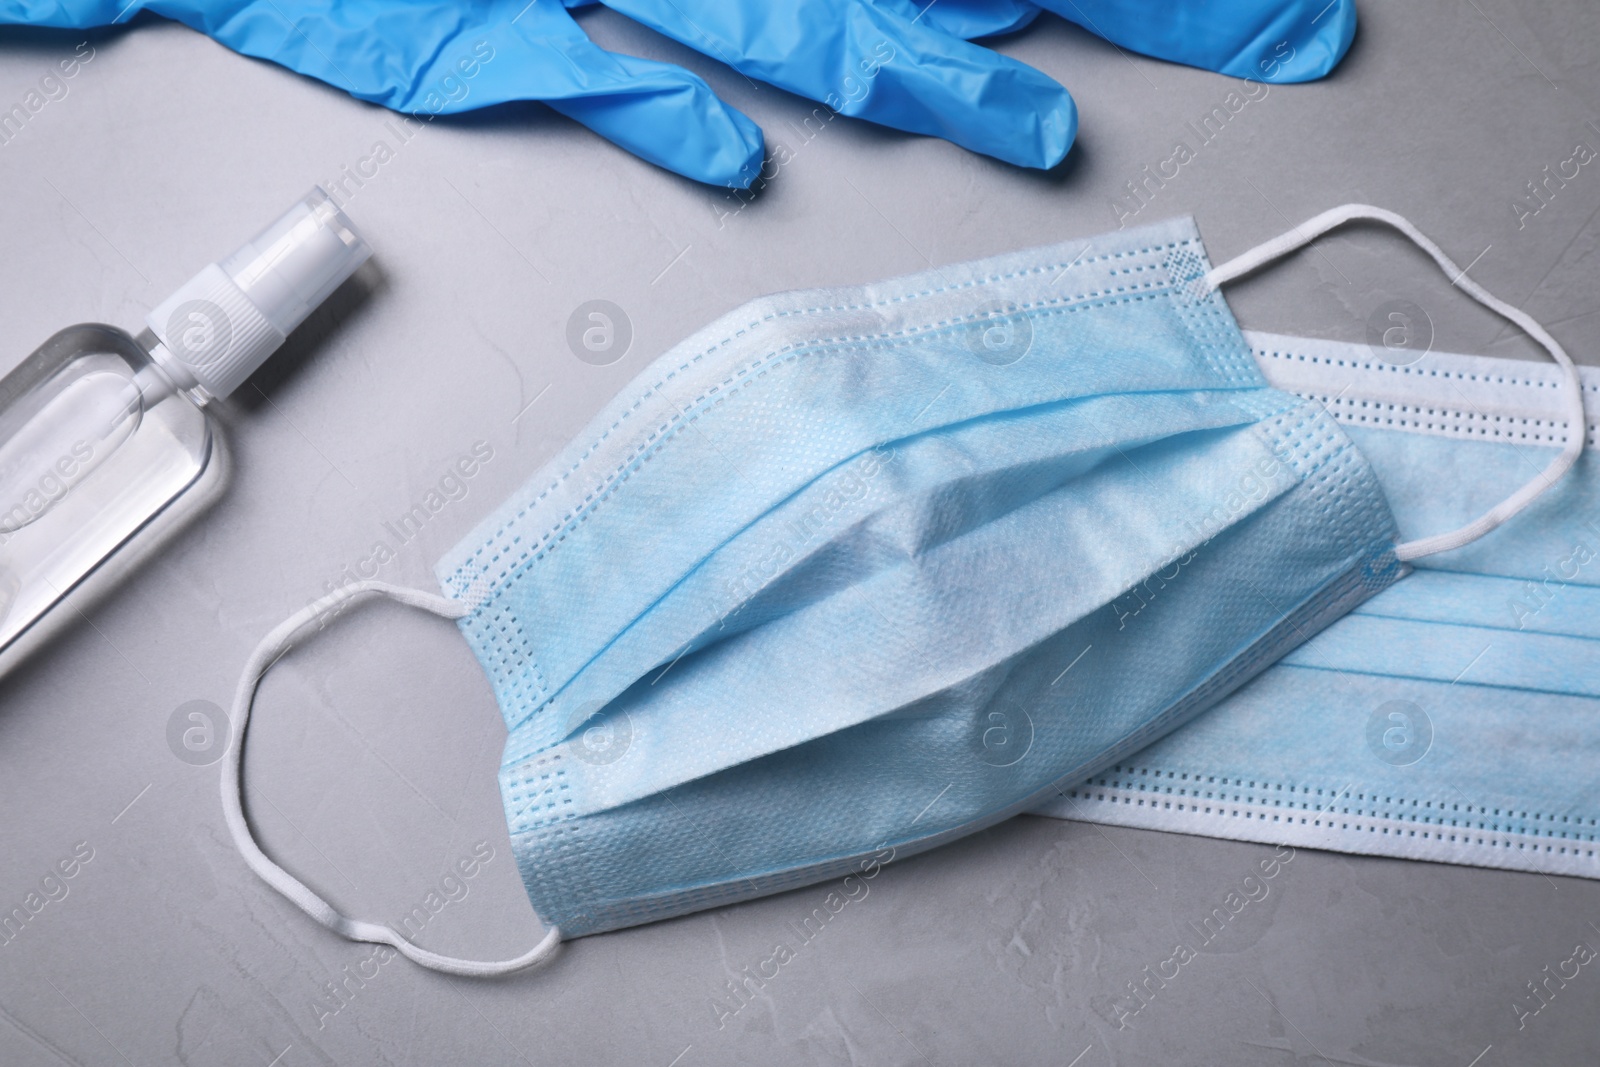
[1037,331,1600,878]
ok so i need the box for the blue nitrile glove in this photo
[0,0,1075,186]
[1031,0,1357,83]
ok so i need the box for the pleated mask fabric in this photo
[1037,332,1600,879]
[432,218,1405,938]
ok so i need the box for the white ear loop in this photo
[221,579,561,977]
[1203,203,1588,561]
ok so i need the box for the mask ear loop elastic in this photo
[1202,203,1588,561]
[221,579,562,977]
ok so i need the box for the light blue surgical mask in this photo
[1037,331,1600,878]
[219,205,1585,976]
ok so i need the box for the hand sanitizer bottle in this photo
[0,187,370,678]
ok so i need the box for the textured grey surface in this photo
[1,2,1598,1064]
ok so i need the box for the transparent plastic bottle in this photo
[0,188,370,678]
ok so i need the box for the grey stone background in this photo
[0,2,1597,1064]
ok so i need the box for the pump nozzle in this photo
[146,188,371,400]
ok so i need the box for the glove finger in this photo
[0,0,765,188]
[601,0,1076,170]
[541,48,765,189]
[1035,0,1357,82]
[367,2,765,186]
[331,1,765,187]
[849,2,1075,168]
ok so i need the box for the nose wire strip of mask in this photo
[1202,203,1588,562]
[220,579,563,977]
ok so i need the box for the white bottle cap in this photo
[146,187,371,399]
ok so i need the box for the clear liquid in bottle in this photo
[0,325,214,664]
